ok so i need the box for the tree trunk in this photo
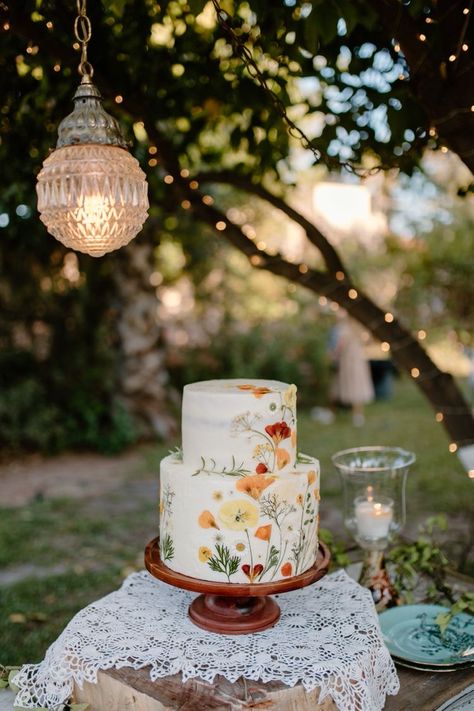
[113,237,176,440]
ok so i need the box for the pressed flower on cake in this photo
[254,524,272,541]
[237,384,273,398]
[242,563,264,582]
[265,421,291,444]
[198,510,220,529]
[236,474,275,499]
[275,447,290,470]
[283,384,297,410]
[218,499,259,530]
[198,546,212,562]
[281,562,293,577]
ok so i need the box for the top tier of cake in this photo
[182,378,297,474]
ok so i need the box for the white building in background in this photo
[312,181,387,247]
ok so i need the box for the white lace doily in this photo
[14,569,399,711]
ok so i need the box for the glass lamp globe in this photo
[36,78,149,257]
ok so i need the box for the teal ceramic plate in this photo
[379,604,474,667]
[392,656,472,673]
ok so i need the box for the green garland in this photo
[386,515,474,633]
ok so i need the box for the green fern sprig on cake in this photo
[193,456,251,478]
[207,544,240,581]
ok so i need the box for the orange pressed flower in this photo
[307,470,316,485]
[198,510,219,529]
[276,447,290,470]
[252,386,272,398]
[281,562,293,577]
[254,524,272,541]
[314,488,321,500]
[291,429,297,447]
[236,474,275,500]
[296,493,304,505]
[237,384,272,398]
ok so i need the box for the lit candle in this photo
[355,496,393,539]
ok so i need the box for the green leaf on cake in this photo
[296,452,314,464]
[193,456,251,478]
[262,544,280,576]
[207,544,240,581]
[168,446,183,461]
[161,534,175,561]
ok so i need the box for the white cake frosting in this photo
[159,378,320,584]
[182,379,297,474]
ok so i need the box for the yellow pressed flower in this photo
[296,493,304,505]
[283,384,297,410]
[212,491,223,501]
[218,499,259,531]
[307,470,317,485]
[314,488,321,500]
[235,542,246,552]
[198,546,212,562]
[253,443,272,458]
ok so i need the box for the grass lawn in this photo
[0,376,472,666]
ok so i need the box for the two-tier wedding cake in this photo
[159,379,320,584]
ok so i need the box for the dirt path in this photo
[0,449,151,507]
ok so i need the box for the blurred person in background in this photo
[330,312,374,426]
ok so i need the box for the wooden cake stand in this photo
[145,537,331,634]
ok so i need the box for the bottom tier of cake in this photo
[159,453,320,584]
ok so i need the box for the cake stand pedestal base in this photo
[189,592,280,634]
[145,537,331,634]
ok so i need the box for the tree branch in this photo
[194,170,346,275]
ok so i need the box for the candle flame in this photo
[366,485,374,502]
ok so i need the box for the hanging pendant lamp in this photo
[36,1,149,257]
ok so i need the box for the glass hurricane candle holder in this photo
[332,446,415,610]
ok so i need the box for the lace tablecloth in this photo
[14,569,399,711]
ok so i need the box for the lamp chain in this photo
[74,0,93,79]
[210,0,393,177]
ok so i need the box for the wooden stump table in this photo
[73,664,474,710]
[72,559,474,710]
